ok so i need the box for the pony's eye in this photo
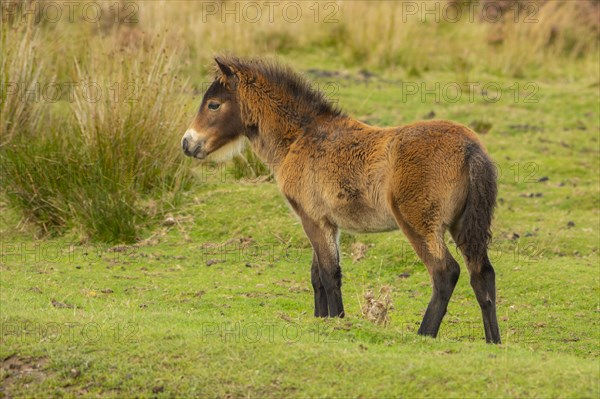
[208,102,221,110]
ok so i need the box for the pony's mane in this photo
[215,56,343,118]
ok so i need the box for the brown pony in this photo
[182,56,501,343]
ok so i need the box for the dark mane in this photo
[215,56,343,118]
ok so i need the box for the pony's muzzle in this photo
[181,130,207,159]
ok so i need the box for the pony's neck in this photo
[245,121,301,170]
[236,71,341,169]
[240,97,316,170]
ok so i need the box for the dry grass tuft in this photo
[351,242,369,263]
[361,285,394,326]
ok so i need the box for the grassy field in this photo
[1,1,599,398]
[2,68,598,397]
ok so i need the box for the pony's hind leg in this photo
[417,246,461,338]
[469,253,500,343]
[391,205,459,338]
[451,230,501,343]
[311,252,329,317]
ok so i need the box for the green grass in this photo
[1,67,598,397]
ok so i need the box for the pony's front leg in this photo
[314,235,344,317]
[306,226,344,317]
[311,252,329,317]
[293,207,344,317]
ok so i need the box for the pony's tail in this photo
[454,143,497,264]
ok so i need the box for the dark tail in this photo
[454,143,497,264]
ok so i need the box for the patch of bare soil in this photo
[1,355,48,398]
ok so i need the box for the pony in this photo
[181,56,500,343]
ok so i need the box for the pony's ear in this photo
[215,57,236,78]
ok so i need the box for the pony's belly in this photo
[329,206,399,234]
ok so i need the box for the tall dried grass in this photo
[1,4,193,242]
[0,17,43,147]
[1,0,597,242]
[132,0,598,79]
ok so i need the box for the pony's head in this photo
[181,57,247,162]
